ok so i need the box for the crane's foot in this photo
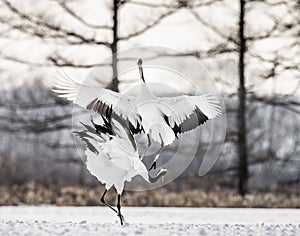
[116,194,125,226]
[118,213,125,226]
[149,161,157,171]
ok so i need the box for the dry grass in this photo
[0,183,299,208]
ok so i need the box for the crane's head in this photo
[137,58,145,83]
[137,58,143,66]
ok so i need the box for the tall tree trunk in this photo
[237,0,248,196]
[111,0,119,92]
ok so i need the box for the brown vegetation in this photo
[0,183,298,208]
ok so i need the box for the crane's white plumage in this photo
[79,120,143,193]
[53,59,222,170]
[53,72,139,127]
[53,62,221,144]
[75,116,166,225]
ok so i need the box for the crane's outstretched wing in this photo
[52,71,142,130]
[158,94,221,136]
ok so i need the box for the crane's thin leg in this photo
[148,159,157,171]
[117,194,124,226]
[100,189,117,213]
[147,134,151,147]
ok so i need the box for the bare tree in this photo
[0,0,179,91]
[0,0,299,193]
[0,0,179,184]
[237,0,248,196]
[181,0,300,195]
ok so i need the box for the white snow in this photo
[0,206,299,235]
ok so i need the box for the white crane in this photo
[75,115,167,225]
[53,59,222,169]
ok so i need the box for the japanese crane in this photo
[74,115,167,225]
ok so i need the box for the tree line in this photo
[0,0,299,195]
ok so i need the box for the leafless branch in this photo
[2,0,110,46]
[0,52,50,67]
[189,10,238,45]
[57,0,112,30]
[124,0,179,9]
[248,95,300,115]
[246,13,284,41]
[126,0,224,9]
[119,10,176,40]
[47,54,112,68]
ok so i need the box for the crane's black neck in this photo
[137,58,145,83]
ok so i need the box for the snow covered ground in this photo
[0,206,299,235]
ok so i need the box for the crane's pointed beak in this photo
[137,58,145,83]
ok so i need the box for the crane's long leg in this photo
[117,194,124,226]
[100,189,117,213]
[148,156,157,171]
[147,133,151,147]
